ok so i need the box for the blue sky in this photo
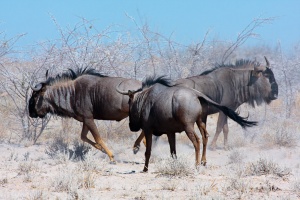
[1,1,299,50]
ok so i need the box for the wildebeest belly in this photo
[151,116,186,135]
[92,105,128,121]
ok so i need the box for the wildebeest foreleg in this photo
[197,121,208,166]
[210,112,226,150]
[83,119,115,163]
[143,130,153,172]
[185,125,200,167]
[166,133,177,159]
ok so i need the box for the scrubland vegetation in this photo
[0,17,299,199]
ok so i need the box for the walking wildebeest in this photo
[29,67,141,163]
[117,76,256,172]
[133,57,278,151]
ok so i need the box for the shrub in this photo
[45,136,90,161]
[274,128,297,148]
[228,150,245,164]
[154,155,193,177]
[52,168,79,192]
[69,140,91,161]
[45,136,69,159]
[246,157,291,177]
[77,149,105,172]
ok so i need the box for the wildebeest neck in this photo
[45,82,77,118]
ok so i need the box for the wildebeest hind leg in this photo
[197,120,208,166]
[133,131,145,154]
[210,112,226,150]
[185,125,200,167]
[166,133,176,159]
[83,120,115,163]
[143,130,153,172]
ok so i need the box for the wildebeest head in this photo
[116,76,174,132]
[116,88,142,132]
[29,82,50,118]
[247,57,278,104]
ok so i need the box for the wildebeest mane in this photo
[45,67,107,86]
[200,59,260,75]
[141,75,176,89]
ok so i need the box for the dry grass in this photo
[154,154,194,177]
[259,116,299,150]
[246,157,291,177]
[228,149,245,164]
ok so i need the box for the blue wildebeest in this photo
[29,68,141,163]
[117,76,256,172]
[133,57,278,151]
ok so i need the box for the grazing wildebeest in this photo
[133,57,278,151]
[29,67,141,163]
[117,76,256,172]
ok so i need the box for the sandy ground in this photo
[0,132,299,200]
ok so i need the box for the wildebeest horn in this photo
[116,82,141,96]
[264,56,270,68]
[116,87,130,95]
[31,83,43,92]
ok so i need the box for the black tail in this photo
[196,91,257,128]
[211,104,257,128]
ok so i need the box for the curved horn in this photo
[116,82,130,95]
[116,87,130,95]
[264,56,270,68]
[31,83,43,92]
[116,82,142,96]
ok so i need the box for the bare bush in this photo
[192,180,217,197]
[226,177,251,199]
[273,128,297,148]
[77,149,106,172]
[228,150,245,164]
[154,155,193,177]
[45,136,69,159]
[69,140,91,161]
[17,161,39,182]
[52,167,79,193]
[246,157,291,177]
[45,136,91,161]
[79,171,96,189]
[0,61,50,144]
[261,119,298,148]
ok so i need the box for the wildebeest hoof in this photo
[209,145,216,151]
[109,160,117,165]
[133,145,140,154]
[142,167,148,173]
[224,146,231,151]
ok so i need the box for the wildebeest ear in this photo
[128,90,135,99]
[41,83,48,92]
